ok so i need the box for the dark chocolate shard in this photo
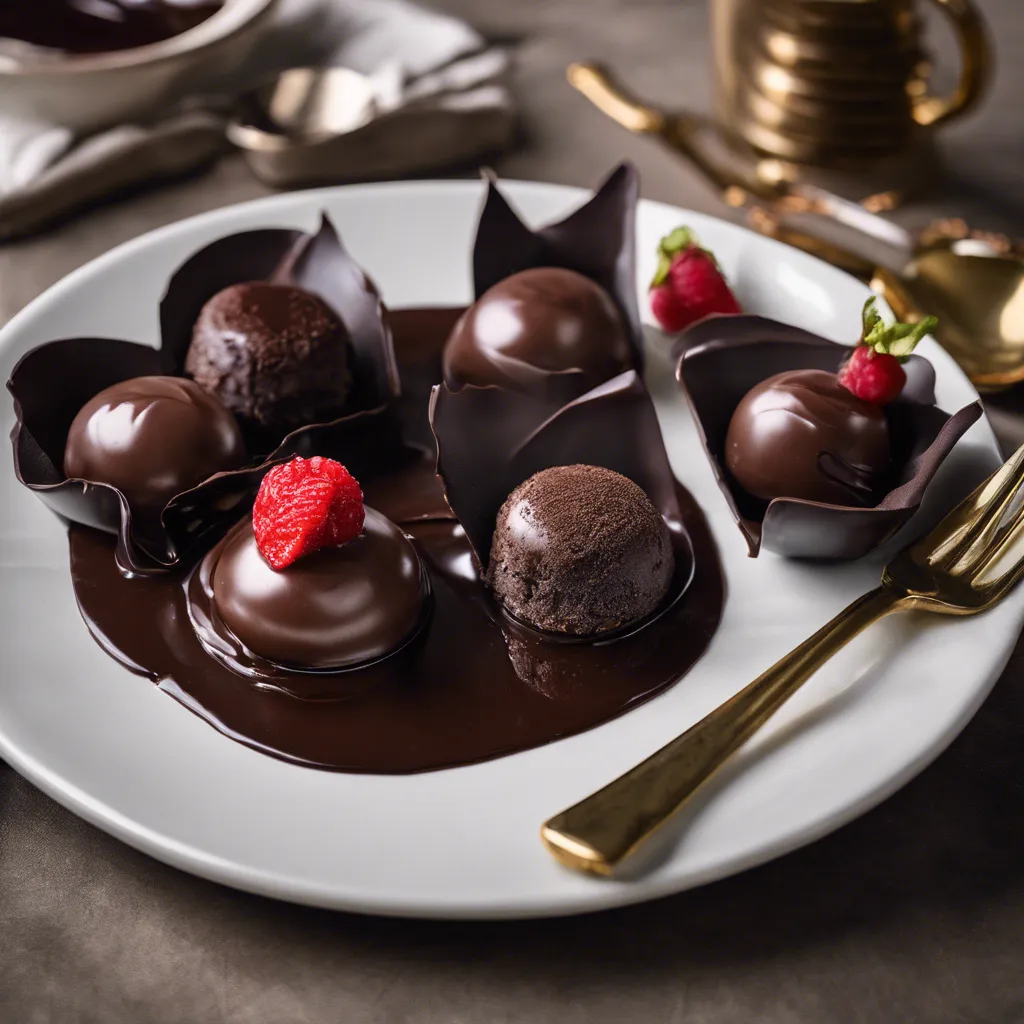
[676,314,983,560]
[429,370,682,570]
[471,162,643,374]
[8,214,400,574]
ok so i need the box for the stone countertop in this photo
[3,2,1024,1021]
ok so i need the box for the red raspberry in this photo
[253,456,364,570]
[836,345,906,405]
[837,297,938,405]
[649,227,741,333]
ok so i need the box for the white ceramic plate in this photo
[0,181,1018,919]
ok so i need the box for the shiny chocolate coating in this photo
[64,375,246,509]
[442,267,632,390]
[186,281,351,438]
[488,465,674,636]
[725,369,890,506]
[0,1,223,55]
[210,509,426,671]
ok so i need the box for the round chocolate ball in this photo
[443,267,632,391]
[210,508,425,670]
[725,369,890,506]
[487,464,675,636]
[185,281,351,437]
[64,375,246,509]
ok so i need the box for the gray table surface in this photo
[3,2,1024,1021]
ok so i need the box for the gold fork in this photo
[542,442,1024,877]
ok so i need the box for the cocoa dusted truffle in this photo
[443,267,632,391]
[185,281,351,438]
[487,465,674,636]
[725,369,890,506]
[64,375,245,510]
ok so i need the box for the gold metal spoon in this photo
[543,439,1024,877]
[567,61,1024,393]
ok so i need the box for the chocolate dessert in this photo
[0,0,223,55]
[462,163,645,399]
[725,369,890,505]
[676,310,982,559]
[64,375,245,510]
[488,465,674,635]
[204,510,426,672]
[9,216,401,573]
[68,309,725,769]
[9,168,728,773]
[186,281,352,438]
[443,268,632,392]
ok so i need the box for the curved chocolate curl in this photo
[467,162,644,379]
[8,215,401,574]
[429,370,683,571]
[675,315,983,560]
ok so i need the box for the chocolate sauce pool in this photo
[67,308,725,773]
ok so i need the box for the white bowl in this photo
[0,0,278,132]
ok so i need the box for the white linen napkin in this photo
[0,0,514,239]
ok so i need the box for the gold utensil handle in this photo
[566,62,665,134]
[542,586,905,876]
[914,0,993,127]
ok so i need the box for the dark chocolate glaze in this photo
[0,1,223,54]
[443,267,632,392]
[64,375,246,511]
[676,315,983,560]
[198,509,428,673]
[472,164,644,377]
[725,369,890,506]
[66,308,725,773]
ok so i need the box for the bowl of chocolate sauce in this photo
[0,0,277,132]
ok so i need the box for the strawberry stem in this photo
[651,226,699,289]
[860,296,938,361]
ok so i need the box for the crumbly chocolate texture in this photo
[487,465,674,635]
[186,282,352,437]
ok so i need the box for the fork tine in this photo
[924,441,1024,572]
[978,548,1024,603]
[968,493,1024,583]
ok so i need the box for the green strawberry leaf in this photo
[859,296,938,361]
[650,226,714,289]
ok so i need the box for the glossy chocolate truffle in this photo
[0,1,223,55]
[210,508,425,670]
[186,282,352,437]
[64,375,245,509]
[487,465,674,636]
[443,267,632,391]
[725,369,890,506]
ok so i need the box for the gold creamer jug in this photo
[711,0,991,191]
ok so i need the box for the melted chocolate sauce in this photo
[0,1,224,55]
[67,308,725,773]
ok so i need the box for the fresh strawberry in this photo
[253,456,364,570]
[649,227,741,333]
[837,297,938,405]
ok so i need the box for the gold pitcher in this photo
[711,0,992,193]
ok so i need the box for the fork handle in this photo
[541,586,905,876]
